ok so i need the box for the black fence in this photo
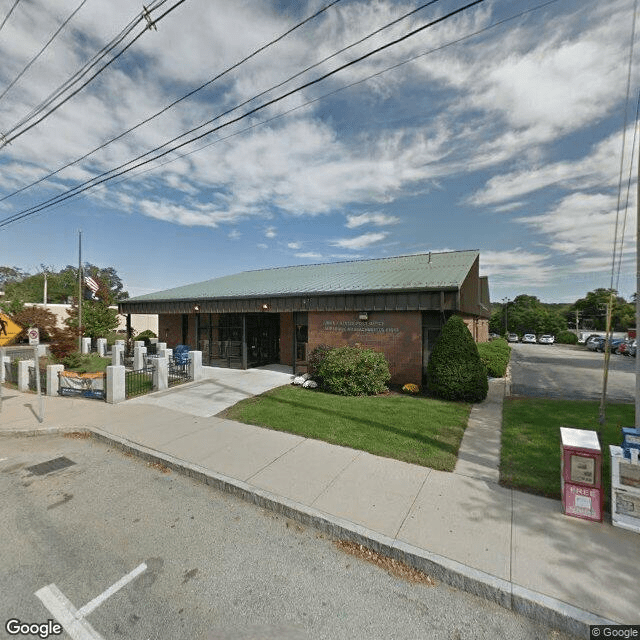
[28,366,47,393]
[125,366,153,398]
[4,360,19,385]
[168,359,191,387]
[58,372,106,400]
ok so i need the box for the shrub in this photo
[136,329,157,346]
[477,338,511,377]
[307,344,332,380]
[317,346,390,396]
[427,315,488,402]
[12,306,58,341]
[556,330,578,345]
[48,327,78,360]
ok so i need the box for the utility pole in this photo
[502,297,509,335]
[43,272,47,307]
[636,126,640,430]
[78,230,82,352]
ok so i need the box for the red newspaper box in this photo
[560,427,603,522]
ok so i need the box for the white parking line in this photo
[35,563,147,640]
[77,563,147,617]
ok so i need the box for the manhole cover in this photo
[26,457,76,476]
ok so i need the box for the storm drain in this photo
[26,457,76,476]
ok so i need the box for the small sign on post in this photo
[28,327,40,346]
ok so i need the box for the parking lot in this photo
[0,434,575,640]
[509,342,635,402]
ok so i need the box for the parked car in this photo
[628,340,637,357]
[537,334,555,344]
[609,338,625,353]
[586,336,605,351]
[489,333,501,341]
[522,334,537,344]
[618,341,629,355]
[507,333,519,343]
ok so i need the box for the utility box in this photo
[560,428,603,522]
[610,445,640,533]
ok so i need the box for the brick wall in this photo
[308,311,422,385]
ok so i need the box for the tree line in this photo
[490,289,636,336]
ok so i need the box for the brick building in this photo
[119,250,490,385]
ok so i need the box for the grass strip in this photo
[501,397,633,511]
[222,385,471,471]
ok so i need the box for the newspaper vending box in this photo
[560,427,603,522]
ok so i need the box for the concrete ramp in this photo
[126,365,294,417]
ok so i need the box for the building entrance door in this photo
[246,313,280,367]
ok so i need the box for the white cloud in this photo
[265,226,277,238]
[295,252,322,259]
[345,212,400,228]
[287,242,301,249]
[480,249,555,288]
[228,229,241,239]
[331,232,388,249]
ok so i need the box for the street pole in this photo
[78,230,82,352]
[635,122,640,428]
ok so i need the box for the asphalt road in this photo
[509,342,636,402]
[0,434,575,640]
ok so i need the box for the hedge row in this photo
[477,338,511,378]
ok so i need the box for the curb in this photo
[3,426,617,638]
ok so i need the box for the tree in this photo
[65,299,119,339]
[12,306,58,341]
[568,288,633,332]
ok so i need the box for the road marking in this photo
[35,585,105,640]
[35,563,147,640]
[77,563,147,617]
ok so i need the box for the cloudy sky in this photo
[0,0,638,302]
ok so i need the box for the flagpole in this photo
[78,230,82,352]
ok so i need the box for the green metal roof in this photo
[127,250,479,302]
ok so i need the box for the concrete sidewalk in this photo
[1,376,638,638]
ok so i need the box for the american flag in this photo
[85,276,99,294]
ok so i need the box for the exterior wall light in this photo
[194,305,200,312]
[359,312,368,321]
[262,304,269,310]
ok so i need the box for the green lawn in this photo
[501,397,633,510]
[221,385,471,471]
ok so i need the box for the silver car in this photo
[522,334,537,344]
[538,334,555,344]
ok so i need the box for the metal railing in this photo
[28,366,47,393]
[125,366,153,398]
[168,359,191,387]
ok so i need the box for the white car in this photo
[522,334,537,344]
[538,334,555,344]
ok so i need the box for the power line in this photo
[0,0,348,202]
[0,0,90,103]
[6,0,165,134]
[0,0,180,146]
[1,0,557,230]
[0,0,486,227]
[0,0,21,36]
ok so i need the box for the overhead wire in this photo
[6,0,166,134]
[0,0,485,226]
[0,0,348,202]
[0,0,434,204]
[0,0,91,103]
[0,0,558,230]
[0,0,179,146]
[600,0,638,426]
[0,0,21,36]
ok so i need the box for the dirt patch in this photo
[334,540,436,586]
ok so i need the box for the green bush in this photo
[135,329,157,346]
[427,315,488,402]
[477,338,511,377]
[556,330,578,345]
[307,344,332,380]
[316,346,390,396]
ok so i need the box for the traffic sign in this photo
[0,313,22,346]
[28,327,40,346]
